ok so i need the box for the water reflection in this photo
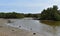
[40,20,60,26]
[40,20,60,36]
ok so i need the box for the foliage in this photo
[0,12,25,19]
[24,13,40,18]
[0,12,40,19]
[40,5,60,21]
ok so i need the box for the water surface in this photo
[6,18,60,36]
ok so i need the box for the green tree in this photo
[40,5,60,21]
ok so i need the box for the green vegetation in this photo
[40,5,60,21]
[24,13,41,18]
[0,5,60,21]
[0,12,40,19]
[0,12,25,19]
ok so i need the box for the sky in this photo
[0,0,60,14]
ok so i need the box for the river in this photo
[6,18,60,36]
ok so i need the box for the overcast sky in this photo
[0,0,60,13]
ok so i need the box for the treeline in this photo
[0,12,40,19]
[0,5,60,21]
[24,13,41,18]
[0,12,24,18]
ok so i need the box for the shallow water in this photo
[6,18,60,36]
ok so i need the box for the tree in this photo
[40,5,60,21]
[53,5,58,10]
[25,13,33,17]
[0,12,25,19]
